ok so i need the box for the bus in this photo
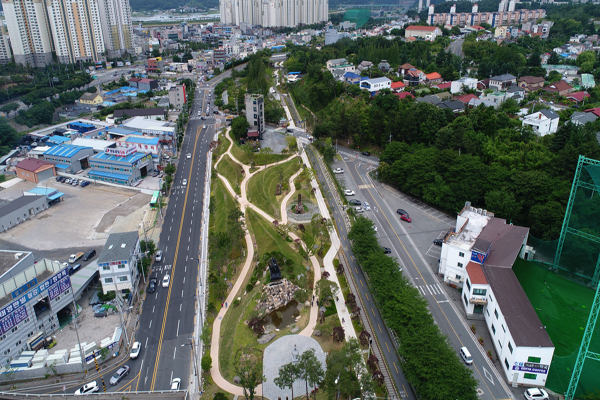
[150,191,161,210]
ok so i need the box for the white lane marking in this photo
[152,306,155,313]
[155,293,158,299]
[183,277,186,284]
[149,320,152,329]
[180,304,182,312]
[483,367,494,385]
[176,320,180,337]
[182,290,184,297]
[145,337,148,348]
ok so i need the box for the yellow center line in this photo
[150,126,202,391]
[385,342,390,352]
[378,324,382,333]
[350,161,498,400]
[371,307,375,316]
[365,293,369,301]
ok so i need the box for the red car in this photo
[397,209,412,223]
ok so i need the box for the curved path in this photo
[209,130,323,396]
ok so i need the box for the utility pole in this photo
[71,295,88,376]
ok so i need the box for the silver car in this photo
[110,365,130,385]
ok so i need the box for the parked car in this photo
[55,176,62,182]
[75,381,99,395]
[355,206,364,213]
[361,151,371,156]
[110,365,130,385]
[523,388,549,400]
[171,378,181,391]
[155,250,163,262]
[71,179,79,186]
[130,342,141,359]
[162,274,170,288]
[433,239,443,246]
[396,209,412,222]
[148,278,157,293]
[382,247,392,254]
[349,199,361,206]
[64,178,71,184]
[82,249,96,261]
[333,168,344,174]
[79,180,88,186]
[344,190,355,196]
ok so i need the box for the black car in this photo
[396,209,409,216]
[82,249,96,261]
[433,239,443,246]
[56,176,62,182]
[349,199,362,206]
[148,278,157,293]
[361,151,371,156]
[382,247,392,254]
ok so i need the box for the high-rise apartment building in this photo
[2,0,54,67]
[245,93,264,133]
[0,24,12,64]
[220,0,328,28]
[45,0,105,64]
[97,0,133,57]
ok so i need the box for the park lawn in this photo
[214,132,231,162]
[230,141,288,165]
[248,159,300,220]
[210,179,238,235]
[246,209,306,280]
[217,154,243,194]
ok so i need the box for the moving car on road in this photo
[333,168,344,174]
[182,179,187,186]
[155,250,163,262]
[344,190,355,196]
[148,278,157,293]
[187,153,191,159]
[75,381,99,395]
[361,151,371,156]
[110,365,130,385]
[162,274,171,288]
[349,199,361,206]
[171,378,181,391]
[363,202,371,211]
[382,247,392,254]
[130,342,141,359]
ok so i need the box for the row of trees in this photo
[347,216,479,400]
[14,89,86,127]
[274,348,325,400]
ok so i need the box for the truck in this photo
[27,332,48,351]
[69,252,84,263]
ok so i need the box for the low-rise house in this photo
[439,100,465,113]
[544,80,573,96]
[343,72,362,84]
[518,76,545,91]
[506,85,526,99]
[566,91,590,105]
[404,68,426,87]
[570,111,597,126]
[391,81,405,92]
[435,82,452,91]
[455,94,479,104]
[398,63,415,76]
[451,77,477,94]
[78,93,103,105]
[489,74,517,91]
[395,92,414,100]
[425,72,443,85]
[360,77,392,95]
[584,107,600,118]
[404,25,442,41]
[378,60,391,72]
[357,61,373,73]
[326,58,349,72]
[416,94,441,105]
[581,73,596,89]
[522,109,560,136]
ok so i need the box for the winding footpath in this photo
[209,129,353,397]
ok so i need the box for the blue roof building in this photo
[343,71,362,84]
[88,144,155,186]
[67,121,96,133]
[43,145,95,173]
[46,136,71,146]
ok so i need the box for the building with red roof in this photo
[425,72,443,85]
[434,82,452,90]
[15,158,56,183]
[566,91,590,104]
[395,92,414,100]
[391,81,405,92]
[584,107,600,117]
[455,93,479,104]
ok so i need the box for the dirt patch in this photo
[95,193,151,233]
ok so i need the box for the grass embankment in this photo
[217,154,244,195]
[209,179,238,235]
[248,159,300,220]
[230,141,289,165]
[213,133,231,163]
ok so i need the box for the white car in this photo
[162,274,171,288]
[363,202,371,211]
[187,153,191,159]
[355,206,364,213]
[344,190,355,196]
[182,179,187,186]
[171,378,181,391]
[75,381,99,395]
[524,388,549,400]
[155,250,163,262]
[333,168,344,174]
[130,341,141,359]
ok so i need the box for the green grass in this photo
[248,159,300,220]
[210,178,238,235]
[214,134,231,162]
[513,259,599,395]
[230,142,289,165]
[217,154,243,195]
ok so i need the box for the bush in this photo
[246,283,254,292]
[295,182,301,190]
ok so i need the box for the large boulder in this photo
[257,332,276,345]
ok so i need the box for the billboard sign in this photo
[512,362,549,374]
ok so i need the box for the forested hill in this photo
[129,0,218,12]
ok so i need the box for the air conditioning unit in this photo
[520,245,536,261]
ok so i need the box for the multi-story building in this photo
[88,143,154,185]
[168,84,186,108]
[97,231,140,294]
[427,3,546,27]
[245,94,264,134]
[97,0,133,57]
[220,0,328,28]
[3,0,54,67]
[45,0,106,64]
[0,24,13,64]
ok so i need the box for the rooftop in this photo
[490,73,517,82]
[97,231,139,265]
[448,208,492,249]
[405,25,439,32]
[15,158,54,172]
[44,145,92,158]
[72,138,117,151]
[0,251,32,281]
[478,218,529,268]
[425,72,442,80]
[113,108,165,118]
[123,136,160,146]
[466,262,487,285]
[544,80,572,92]
[80,93,101,101]
[0,195,46,219]
[93,150,150,164]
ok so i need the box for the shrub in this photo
[246,283,254,293]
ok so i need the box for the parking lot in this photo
[0,178,151,255]
[260,126,288,154]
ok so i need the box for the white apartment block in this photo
[439,202,554,387]
[97,0,132,57]
[97,231,140,294]
[220,0,328,28]
[0,24,12,64]
[3,0,54,67]
[46,0,105,64]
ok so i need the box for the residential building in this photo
[403,68,426,87]
[360,77,392,95]
[581,73,596,89]
[438,100,465,113]
[88,143,154,185]
[78,93,103,105]
[45,0,106,64]
[378,60,390,72]
[138,79,158,92]
[451,77,478,94]
[245,94,264,134]
[518,76,545,91]
[416,94,441,105]
[391,81,405,92]
[15,158,56,183]
[427,5,546,27]
[425,72,442,85]
[454,94,479,104]
[97,0,133,57]
[357,61,373,73]
[404,25,442,41]
[326,58,350,72]
[168,84,186,108]
[97,231,140,294]
[3,0,54,67]
[343,72,362,84]
[0,196,49,232]
[113,107,165,120]
[395,92,414,100]
[324,31,349,45]
[570,111,597,126]
[545,80,575,97]
[522,109,560,136]
[566,91,590,105]
[43,145,94,173]
[489,74,517,91]
[0,24,13,64]
[146,58,163,73]
[398,63,415,76]
[220,0,328,28]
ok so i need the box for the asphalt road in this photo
[448,38,465,58]
[332,148,512,400]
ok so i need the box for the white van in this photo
[460,347,473,365]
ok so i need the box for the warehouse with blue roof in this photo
[43,145,94,173]
[88,143,155,185]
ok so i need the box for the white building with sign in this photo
[438,202,554,387]
[88,144,155,185]
[122,116,176,143]
[97,232,140,294]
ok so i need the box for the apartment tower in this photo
[220,0,328,28]
[97,0,133,57]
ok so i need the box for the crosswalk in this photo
[416,283,444,297]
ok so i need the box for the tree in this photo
[322,338,372,400]
[234,357,264,400]
[298,348,325,400]
[213,393,228,400]
[274,362,300,400]
[332,326,345,342]
[140,239,157,256]
[201,354,212,372]
[315,278,339,301]
[285,135,298,151]
[164,162,176,176]
[231,116,250,139]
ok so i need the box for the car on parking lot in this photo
[333,168,344,174]
[349,199,361,206]
[433,238,443,246]
[344,190,355,196]
[182,179,187,186]
[187,153,191,159]
[64,178,71,184]
[396,209,412,222]
[361,151,371,156]
[110,365,130,385]
[155,250,163,262]
[162,274,170,288]
[148,278,157,293]
[382,247,392,254]
[523,388,549,400]
[355,206,364,213]
[171,378,181,391]
[75,381,99,395]
[56,176,62,182]
[71,179,79,186]
[130,342,141,359]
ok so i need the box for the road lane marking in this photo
[149,320,152,328]
[385,342,390,352]
[378,324,382,333]
[145,337,148,348]
[176,320,180,337]
[365,293,369,301]
[152,306,155,313]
